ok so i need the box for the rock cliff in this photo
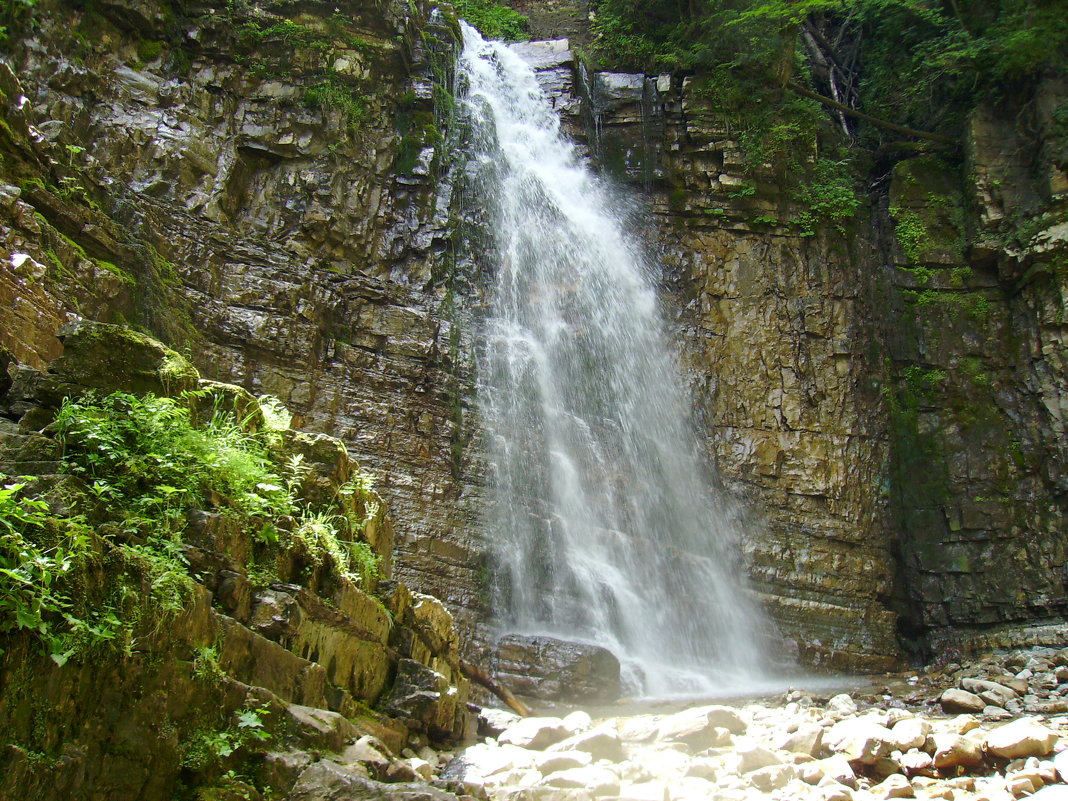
[1,0,1066,683]
[0,320,474,799]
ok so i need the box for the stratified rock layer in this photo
[1,0,1066,676]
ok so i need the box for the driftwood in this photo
[460,660,531,718]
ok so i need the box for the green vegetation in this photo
[304,75,367,126]
[588,0,1067,234]
[180,704,272,772]
[0,388,383,667]
[794,158,859,236]
[453,0,529,41]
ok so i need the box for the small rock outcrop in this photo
[0,322,474,800]
[495,634,622,702]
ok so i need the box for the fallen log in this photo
[460,659,531,718]
[786,80,957,146]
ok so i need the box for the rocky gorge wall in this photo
[504,33,1068,670]
[2,0,1067,680]
[0,0,488,648]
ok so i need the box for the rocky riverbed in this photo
[351,645,1068,801]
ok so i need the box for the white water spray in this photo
[460,24,772,696]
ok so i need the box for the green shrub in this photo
[453,0,529,41]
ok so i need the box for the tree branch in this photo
[786,81,957,145]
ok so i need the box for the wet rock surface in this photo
[496,635,623,703]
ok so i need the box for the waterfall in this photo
[459,23,772,697]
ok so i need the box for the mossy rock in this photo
[35,319,200,406]
[889,156,967,266]
[194,380,266,433]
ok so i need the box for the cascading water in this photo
[459,23,772,697]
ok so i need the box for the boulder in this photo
[777,722,824,756]
[929,733,984,769]
[542,765,621,796]
[889,718,931,752]
[495,635,621,702]
[439,743,536,783]
[825,718,894,765]
[729,739,784,773]
[380,659,466,744]
[498,717,571,750]
[826,694,858,716]
[873,774,914,799]
[288,760,461,800]
[478,707,522,738]
[898,750,934,775]
[984,717,1058,758]
[1052,749,1068,781]
[535,751,594,776]
[816,754,857,788]
[940,689,985,714]
[657,704,746,749]
[36,320,200,407]
[748,763,796,791]
[562,711,592,734]
[547,725,626,762]
[961,678,1018,708]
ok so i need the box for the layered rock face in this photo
[514,39,1068,669]
[2,0,1066,680]
[0,0,487,649]
[0,321,474,799]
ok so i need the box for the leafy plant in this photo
[181,704,271,771]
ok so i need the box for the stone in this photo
[562,711,592,734]
[657,705,746,750]
[827,694,859,717]
[616,780,669,801]
[1027,787,1068,800]
[669,777,721,801]
[285,705,359,753]
[288,761,461,800]
[39,320,200,406]
[536,751,594,776]
[984,705,1013,721]
[1053,749,1068,781]
[338,736,393,781]
[748,763,796,791]
[380,659,466,744]
[729,739,784,773]
[777,722,824,756]
[495,635,622,703]
[440,743,536,783]
[898,750,934,775]
[890,718,931,752]
[547,726,626,762]
[479,708,522,738]
[961,678,1018,708]
[824,718,894,765]
[940,689,986,714]
[542,766,621,796]
[984,718,1058,758]
[498,717,571,750]
[816,754,858,788]
[874,774,915,799]
[929,733,984,769]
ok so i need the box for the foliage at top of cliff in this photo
[454,0,530,40]
[590,0,1068,143]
